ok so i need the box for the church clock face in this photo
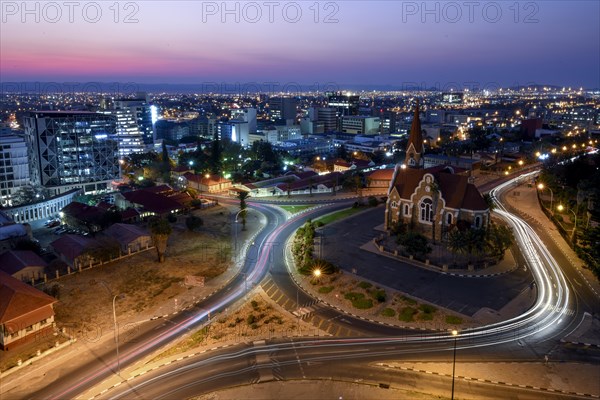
[425,186,431,192]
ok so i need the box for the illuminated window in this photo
[420,199,433,222]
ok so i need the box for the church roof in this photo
[391,166,488,211]
[407,100,423,155]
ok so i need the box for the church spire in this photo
[405,99,424,168]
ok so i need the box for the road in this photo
[18,173,600,399]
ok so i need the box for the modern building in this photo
[218,120,250,146]
[268,97,298,121]
[311,107,337,133]
[231,108,257,133]
[0,134,29,207]
[98,108,145,157]
[327,92,360,117]
[112,93,155,144]
[276,125,302,141]
[155,119,190,141]
[340,116,381,134]
[24,111,120,196]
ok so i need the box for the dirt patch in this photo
[148,292,321,363]
[47,206,233,339]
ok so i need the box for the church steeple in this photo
[405,99,424,168]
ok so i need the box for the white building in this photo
[0,134,30,207]
[340,116,380,134]
[99,109,145,157]
[231,108,257,133]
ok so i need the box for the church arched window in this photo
[474,216,481,228]
[447,213,453,225]
[420,198,433,222]
[404,204,410,216]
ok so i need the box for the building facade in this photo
[98,108,145,157]
[24,111,120,196]
[0,134,29,207]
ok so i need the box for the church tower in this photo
[405,100,424,168]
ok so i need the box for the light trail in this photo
[53,174,580,399]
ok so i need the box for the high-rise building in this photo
[218,120,250,147]
[315,107,337,132]
[98,108,145,157]
[0,134,29,206]
[24,111,120,196]
[113,93,154,144]
[327,92,360,117]
[268,97,298,121]
[231,108,257,133]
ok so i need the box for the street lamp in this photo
[537,183,553,215]
[557,204,577,241]
[451,329,459,400]
[98,282,124,376]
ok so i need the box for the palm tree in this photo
[447,229,468,265]
[149,217,173,263]
[237,191,249,230]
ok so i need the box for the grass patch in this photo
[279,205,315,213]
[318,286,334,294]
[399,307,417,322]
[358,281,373,289]
[381,308,396,317]
[344,292,374,309]
[446,315,463,324]
[313,207,365,226]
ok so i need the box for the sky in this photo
[1,1,599,89]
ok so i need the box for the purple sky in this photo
[1,1,599,88]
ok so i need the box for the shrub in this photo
[381,308,396,317]
[400,295,417,305]
[371,289,386,303]
[399,307,417,322]
[358,281,372,289]
[418,313,434,321]
[185,215,204,231]
[344,292,373,309]
[368,196,379,207]
[318,286,334,294]
[250,300,259,309]
[446,315,463,324]
[246,314,256,325]
[419,304,437,314]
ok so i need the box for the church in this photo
[384,101,490,241]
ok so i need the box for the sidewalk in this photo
[502,182,600,298]
[0,205,266,399]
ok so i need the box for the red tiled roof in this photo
[0,270,56,331]
[62,202,104,221]
[0,251,47,276]
[122,190,182,214]
[367,168,394,180]
[391,166,488,211]
[104,223,149,245]
[50,234,96,262]
[96,201,113,210]
[120,208,140,220]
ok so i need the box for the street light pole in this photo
[451,329,458,400]
[112,294,121,376]
[537,183,553,215]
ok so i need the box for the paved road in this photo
[319,206,532,317]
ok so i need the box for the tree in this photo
[447,229,468,263]
[483,193,496,212]
[185,215,204,231]
[237,191,249,231]
[485,222,514,258]
[148,217,173,263]
[336,144,348,160]
[398,232,432,259]
[210,132,222,175]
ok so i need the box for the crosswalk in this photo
[261,277,363,337]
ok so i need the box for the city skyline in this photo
[1,1,599,88]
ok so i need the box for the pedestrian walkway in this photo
[503,182,600,298]
[378,361,600,398]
